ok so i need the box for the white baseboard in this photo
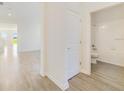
[47,74,69,90]
[97,58,124,67]
[80,68,91,75]
[18,48,40,53]
[40,70,45,77]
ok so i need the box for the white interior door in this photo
[66,10,81,79]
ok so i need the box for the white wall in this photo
[45,3,69,90]
[44,3,84,90]
[6,3,43,52]
[91,4,124,66]
[43,3,120,90]
[17,3,42,52]
[18,21,41,52]
[80,2,119,75]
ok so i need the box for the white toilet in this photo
[91,52,99,64]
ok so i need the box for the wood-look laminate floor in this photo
[67,61,124,91]
[0,45,124,90]
[0,45,60,91]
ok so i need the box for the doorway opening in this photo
[0,23,18,57]
[90,3,124,83]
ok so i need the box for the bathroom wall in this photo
[80,2,119,75]
[91,4,124,66]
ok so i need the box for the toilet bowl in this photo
[91,52,98,64]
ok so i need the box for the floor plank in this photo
[0,45,124,90]
[0,46,61,91]
[67,61,124,91]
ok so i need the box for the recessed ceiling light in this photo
[8,13,12,16]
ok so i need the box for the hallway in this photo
[0,45,60,90]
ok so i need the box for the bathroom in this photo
[91,3,124,70]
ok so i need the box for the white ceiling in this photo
[0,2,121,25]
[91,3,124,24]
[0,2,42,24]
